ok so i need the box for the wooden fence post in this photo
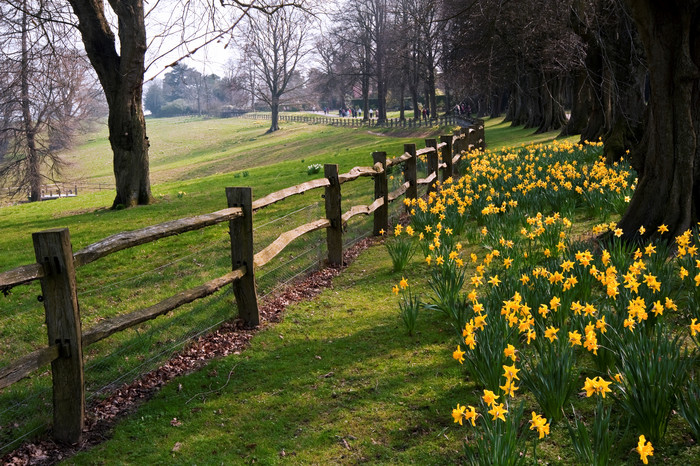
[226,187,260,327]
[440,135,454,180]
[32,228,84,444]
[453,129,462,155]
[462,127,472,152]
[324,164,343,266]
[404,143,418,203]
[372,152,388,235]
[425,138,439,194]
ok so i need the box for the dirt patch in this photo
[1,237,377,466]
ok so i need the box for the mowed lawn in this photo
[66,243,468,465]
[1,115,582,463]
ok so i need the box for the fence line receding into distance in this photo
[0,120,485,446]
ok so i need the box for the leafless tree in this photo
[238,5,313,132]
[0,0,101,202]
[10,0,301,208]
[312,32,354,110]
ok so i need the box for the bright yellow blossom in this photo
[569,331,582,346]
[691,318,700,336]
[636,435,654,464]
[529,412,550,439]
[482,389,499,407]
[488,403,507,422]
[453,345,465,364]
[544,326,559,342]
[452,404,466,425]
[503,344,517,362]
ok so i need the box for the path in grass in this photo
[66,243,469,464]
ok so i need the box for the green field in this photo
[9,115,692,465]
[0,115,462,457]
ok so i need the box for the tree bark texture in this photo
[618,0,700,239]
[67,0,152,208]
[559,68,592,137]
[580,42,606,143]
[601,2,647,164]
[269,96,280,132]
[535,73,567,134]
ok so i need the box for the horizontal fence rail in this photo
[0,119,485,448]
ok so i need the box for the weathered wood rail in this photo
[0,121,485,445]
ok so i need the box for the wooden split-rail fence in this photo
[0,122,485,445]
[235,112,461,129]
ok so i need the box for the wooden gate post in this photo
[404,143,418,203]
[440,135,454,180]
[324,164,343,266]
[425,138,439,194]
[226,187,260,327]
[32,228,84,444]
[372,152,388,235]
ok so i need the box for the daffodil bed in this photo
[390,140,699,464]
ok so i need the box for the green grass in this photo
[66,247,468,464]
[0,115,453,455]
[0,114,590,461]
[482,116,578,151]
[63,117,431,187]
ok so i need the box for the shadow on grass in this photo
[72,285,470,464]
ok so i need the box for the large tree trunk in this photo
[410,84,420,119]
[427,62,437,119]
[376,45,387,123]
[524,72,542,129]
[559,68,591,137]
[68,0,153,208]
[509,76,528,126]
[377,71,387,123]
[362,44,371,121]
[536,73,567,134]
[503,91,515,123]
[601,1,647,164]
[617,0,700,239]
[489,90,506,119]
[109,83,152,207]
[580,42,606,143]
[476,94,487,118]
[362,71,370,121]
[559,70,591,137]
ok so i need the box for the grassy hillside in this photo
[0,115,579,460]
[0,116,460,455]
[60,120,700,465]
